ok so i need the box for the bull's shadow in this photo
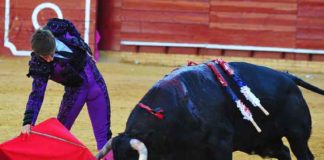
[97,61,323,160]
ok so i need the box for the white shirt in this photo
[54,39,73,59]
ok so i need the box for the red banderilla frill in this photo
[138,103,164,120]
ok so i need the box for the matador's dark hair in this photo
[31,29,56,56]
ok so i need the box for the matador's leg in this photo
[86,83,112,150]
[57,86,88,130]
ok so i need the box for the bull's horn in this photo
[96,138,113,160]
[130,139,148,160]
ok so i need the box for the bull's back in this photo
[174,62,302,147]
[229,62,295,101]
[159,62,297,123]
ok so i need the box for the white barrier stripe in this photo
[121,40,324,54]
[84,0,91,44]
[31,131,86,148]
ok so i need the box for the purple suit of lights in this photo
[23,18,111,150]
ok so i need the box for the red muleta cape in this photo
[0,118,95,160]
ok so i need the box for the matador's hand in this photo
[22,124,32,135]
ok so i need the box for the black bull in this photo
[97,62,324,160]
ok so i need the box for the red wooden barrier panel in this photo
[3,0,324,61]
[0,0,97,56]
[209,0,297,48]
[297,0,324,50]
[97,0,122,50]
[120,0,209,44]
[110,0,324,61]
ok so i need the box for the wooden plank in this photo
[12,0,96,10]
[5,19,78,31]
[209,29,295,48]
[5,10,97,30]
[139,46,166,53]
[252,0,296,2]
[296,28,324,40]
[295,54,310,61]
[6,30,34,41]
[296,39,324,49]
[0,47,12,56]
[298,6,324,17]
[299,0,324,2]
[168,47,198,55]
[224,50,252,57]
[211,1,296,14]
[0,31,3,43]
[284,53,296,60]
[9,42,31,50]
[121,10,209,25]
[10,9,96,24]
[100,12,121,26]
[4,19,96,34]
[198,48,223,56]
[0,0,6,8]
[296,1,324,51]
[99,32,121,50]
[55,10,97,21]
[98,30,121,50]
[108,34,122,51]
[121,32,209,43]
[211,1,296,10]
[0,0,3,56]
[97,0,122,51]
[298,1,324,7]
[297,17,324,29]
[121,22,209,36]
[5,31,95,48]
[0,21,5,29]
[253,51,283,59]
[210,6,296,15]
[3,30,94,50]
[210,11,296,20]
[121,21,140,33]
[0,0,4,15]
[210,22,295,32]
[120,45,138,52]
[210,12,296,26]
[122,0,209,13]
[311,54,324,61]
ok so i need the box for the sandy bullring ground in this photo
[0,54,323,159]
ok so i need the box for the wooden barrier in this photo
[2,0,324,61]
[99,0,324,61]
